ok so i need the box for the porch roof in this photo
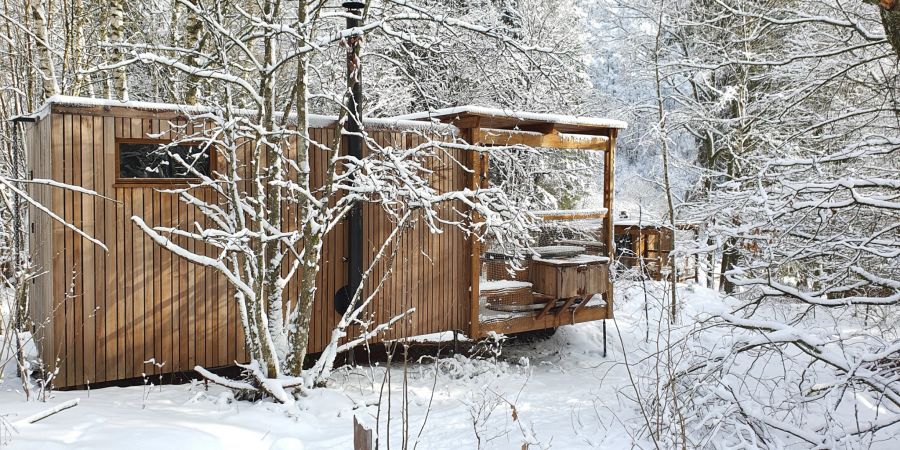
[392,105,628,134]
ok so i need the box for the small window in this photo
[615,234,634,257]
[117,139,211,181]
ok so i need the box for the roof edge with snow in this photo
[392,105,629,130]
[26,97,627,135]
[26,95,461,134]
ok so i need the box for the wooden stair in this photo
[480,280,537,312]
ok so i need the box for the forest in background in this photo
[0,0,897,448]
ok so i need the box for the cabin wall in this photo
[614,224,677,281]
[31,107,470,388]
[26,116,55,365]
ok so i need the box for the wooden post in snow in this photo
[353,416,373,450]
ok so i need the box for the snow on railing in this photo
[530,208,608,220]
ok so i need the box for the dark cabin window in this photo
[118,141,211,180]
[615,234,634,257]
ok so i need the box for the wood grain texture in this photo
[32,108,473,387]
[30,104,616,388]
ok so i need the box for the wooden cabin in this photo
[22,97,625,388]
[614,215,698,281]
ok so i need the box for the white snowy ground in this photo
[0,282,722,449]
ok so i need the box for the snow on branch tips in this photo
[102,0,569,403]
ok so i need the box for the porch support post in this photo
[466,120,484,339]
[603,129,617,320]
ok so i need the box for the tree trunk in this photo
[719,238,737,294]
[881,5,900,55]
[109,0,128,100]
[863,0,900,55]
[286,0,317,377]
[653,2,679,321]
[183,0,203,104]
[27,0,58,99]
[70,0,92,96]
[256,0,283,379]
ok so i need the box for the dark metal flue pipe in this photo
[335,1,365,315]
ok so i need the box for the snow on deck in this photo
[479,279,533,292]
[533,254,611,265]
[530,245,585,256]
[393,105,629,130]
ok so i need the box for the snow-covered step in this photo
[479,279,533,293]
[480,280,538,312]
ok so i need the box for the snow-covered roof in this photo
[392,105,628,132]
[27,95,461,134]
[26,97,627,140]
[615,217,698,229]
[614,218,666,227]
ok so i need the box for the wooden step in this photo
[480,280,537,312]
[480,279,532,296]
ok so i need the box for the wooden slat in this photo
[150,188,159,369]
[480,305,610,336]
[64,114,77,387]
[161,184,173,372]
[102,116,120,382]
[199,178,209,367]
[73,115,85,386]
[39,112,491,386]
[172,189,182,371]
[314,126,327,350]
[50,113,65,382]
[133,185,146,378]
[91,116,106,382]
[466,122,483,339]
[473,128,609,151]
[331,126,342,346]
[604,130,617,319]
[181,156,193,370]
[40,116,49,350]
[80,115,96,384]
[437,133,449,333]
[188,168,199,368]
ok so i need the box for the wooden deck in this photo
[477,246,613,337]
[479,294,610,336]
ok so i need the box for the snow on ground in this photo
[0,281,722,449]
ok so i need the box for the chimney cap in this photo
[342,1,365,9]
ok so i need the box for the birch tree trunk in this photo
[27,0,58,99]
[109,0,128,100]
[183,0,203,104]
[69,0,92,96]
[95,3,111,99]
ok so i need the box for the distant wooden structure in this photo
[22,97,625,388]
[614,215,697,281]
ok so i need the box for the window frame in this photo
[114,138,215,187]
